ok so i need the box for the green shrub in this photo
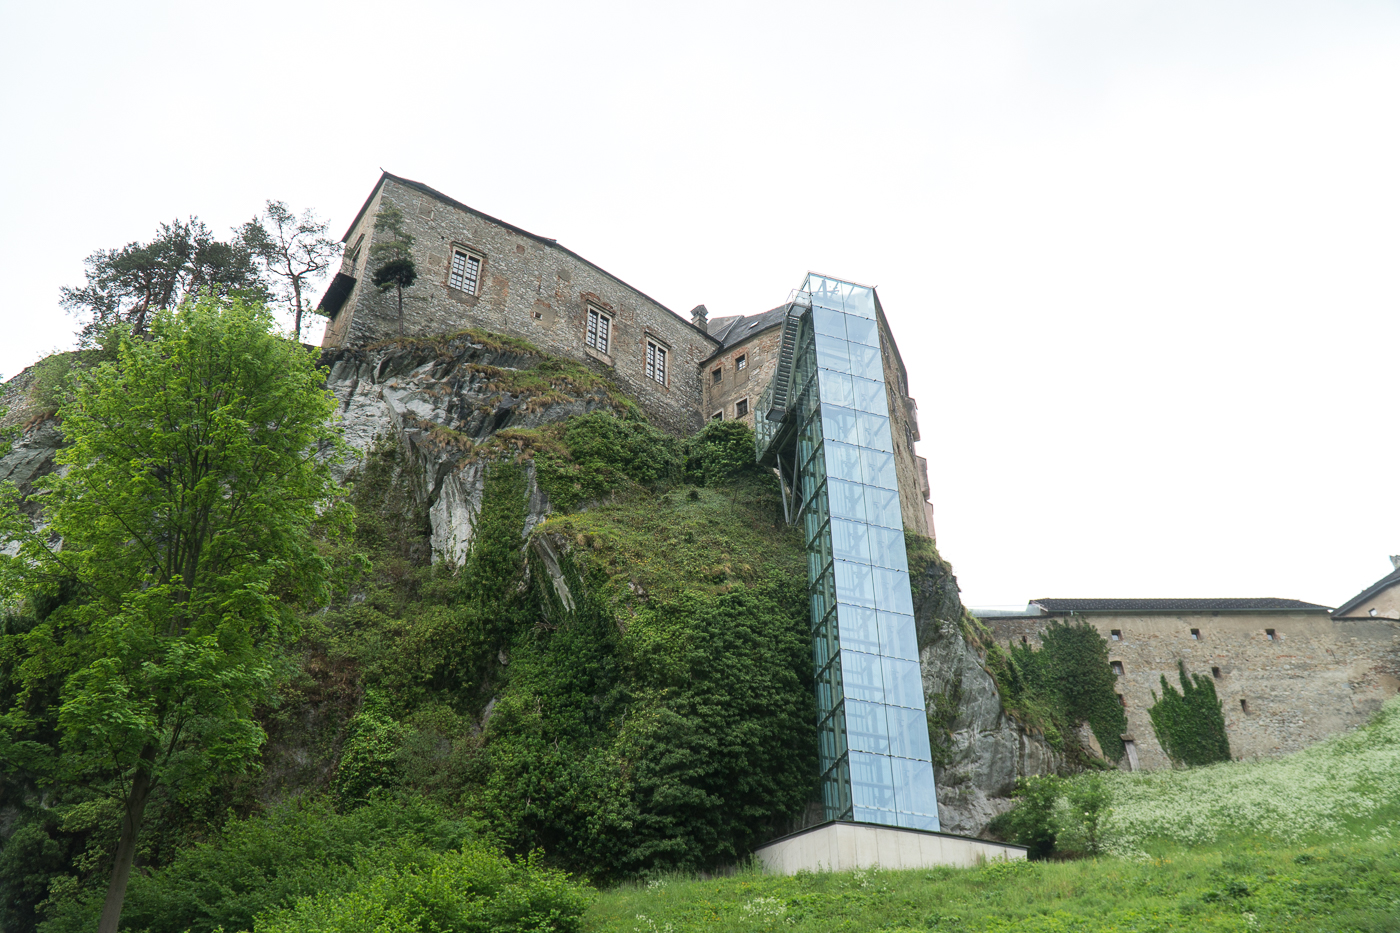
[532,412,683,512]
[685,419,766,486]
[989,775,1064,860]
[1052,774,1111,857]
[1148,660,1232,767]
[253,844,589,933]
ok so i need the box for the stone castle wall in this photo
[878,311,935,539]
[322,176,717,436]
[985,611,1400,771]
[702,327,782,428]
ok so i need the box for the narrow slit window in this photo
[1111,661,1124,675]
[1110,629,1122,641]
[1240,698,1249,713]
[1021,636,1028,645]
[1117,693,1127,708]
[712,367,722,384]
[1190,628,1200,640]
[448,249,482,294]
[646,341,667,385]
[735,398,749,417]
[1212,666,1221,678]
[1265,629,1276,641]
[586,307,611,355]
[346,233,365,269]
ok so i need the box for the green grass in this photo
[587,837,1400,932]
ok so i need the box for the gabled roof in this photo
[1332,566,1400,618]
[703,305,787,355]
[1031,597,1331,613]
[343,172,719,347]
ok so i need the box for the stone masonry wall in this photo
[985,611,1400,771]
[702,326,781,428]
[322,176,718,436]
[877,310,935,539]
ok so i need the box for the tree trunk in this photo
[97,747,157,933]
[292,276,304,342]
[397,284,404,336]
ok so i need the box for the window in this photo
[711,367,722,385]
[346,233,365,269]
[736,354,747,371]
[1117,693,1127,708]
[586,306,611,355]
[1240,699,1249,713]
[1021,636,1028,645]
[1265,629,1276,641]
[448,248,482,294]
[645,341,667,385]
[1111,661,1124,675]
[711,411,723,421]
[1212,666,1221,678]
[1110,630,1122,641]
[735,398,749,417]
[1190,628,1200,640]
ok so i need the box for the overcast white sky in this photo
[2,1,1398,608]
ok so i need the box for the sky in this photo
[2,0,1398,608]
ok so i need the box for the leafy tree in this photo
[1149,661,1232,767]
[369,205,418,336]
[60,218,267,343]
[0,298,349,933]
[241,201,343,342]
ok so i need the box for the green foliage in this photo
[1148,660,1232,768]
[998,619,1127,763]
[369,205,418,335]
[530,411,683,513]
[254,843,589,933]
[1052,774,1111,857]
[240,200,342,339]
[989,775,1065,859]
[587,836,1400,933]
[684,419,767,486]
[0,298,350,929]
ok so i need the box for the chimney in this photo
[690,304,709,331]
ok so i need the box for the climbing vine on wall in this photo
[1149,661,1232,767]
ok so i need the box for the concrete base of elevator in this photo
[753,820,1027,874]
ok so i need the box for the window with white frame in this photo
[586,306,611,355]
[645,340,667,385]
[448,248,482,294]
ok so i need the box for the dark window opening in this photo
[735,398,749,417]
[1240,698,1249,713]
[1110,629,1122,641]
[1111,661,1124,675]
[1212,666,1221,678]
[711,367,722,384]
[736,354,747,371]
[710,411,723,421]
[1117,693,1127,708]
[1265,629,1276,641]
[1190,628,1200,640]
[1021,635,1028,645]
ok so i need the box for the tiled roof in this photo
[1031,597,1331,613]
[1331,567,1400,618]
[706,305,788,351]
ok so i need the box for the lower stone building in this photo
[978,595,1400,771]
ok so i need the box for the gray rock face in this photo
[321,338,619,565]
[911,550,1065,837]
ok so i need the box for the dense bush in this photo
[1148,660,1232,767]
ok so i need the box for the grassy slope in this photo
[587,697,1400,932]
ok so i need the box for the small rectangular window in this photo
[1240,699,1249,713]
[1117,693,1127,708]
[1110,629,1121,641]
[735,398,749,417]
[711,411,723,421]
[1265,629,1276,641]
[1111,661,1124,675]
[346,233,365,269]
[1190,628,1200,640]
[736,354,747,371]
[1212,666,1221,678]
[645,341,667,385]
[448,249,482,294]
[586,307,611,355]
[711,367,722,384]
[1020,635,1028,645]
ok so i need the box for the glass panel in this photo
[834,560,875,608]
[827,478,866,522]
[844,314,879,346]
[856,411,894,452]
[868,525,908,572]
[878,611,919,661]
[839,649,884,702]
[861,448,899,490]
[815,653,843,712]
[813,611,840,669]
[881,656,925,709]
[891,757,940,818]
[814,334,851,373]
[865,485,903,528]
[843,699,890,754]
[886,704,933,761]
[813,306,847,338]
[843,285,877,320]
[830,518,871,564]
[818,371,854,408]
[837,604,880,654]
[897,810,939,831]
[874,567,915,615]
[852,375,886,413]
[848,342,883,381]
[821,405,860,447]
[824,441,863,482]
[848,751,896,812]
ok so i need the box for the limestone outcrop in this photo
[911,550,1065,837]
